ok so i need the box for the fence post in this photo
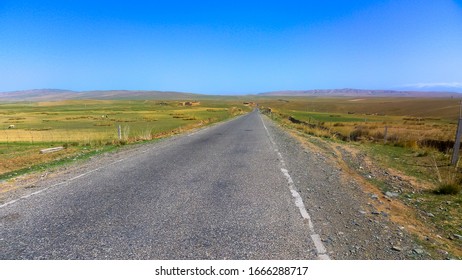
[118,125,122,140]
[451,118,462,165]
[383,126,388,144]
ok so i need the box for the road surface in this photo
[0,110,328,259]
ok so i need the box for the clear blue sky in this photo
[1,0,461,94]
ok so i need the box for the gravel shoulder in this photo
[261,114,425,259]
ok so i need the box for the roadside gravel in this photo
[261,115,424,259]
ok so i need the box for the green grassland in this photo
[0,99,251,178]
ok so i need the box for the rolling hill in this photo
[2,88,462,101]
[0,89,201,101]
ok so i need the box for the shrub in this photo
[414,150,428,157]
[350,127,370,141]
[434,183,461,195]
[372,131,384,140]
[386,134,400,143]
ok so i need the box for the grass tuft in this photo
[434,183,462,195]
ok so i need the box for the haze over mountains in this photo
[1,88,462,101]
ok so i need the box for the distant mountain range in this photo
[1,88,462,101]
[0,89,200,101]
[258,88,462,97]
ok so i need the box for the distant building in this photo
[179,101,201,106]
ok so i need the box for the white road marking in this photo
[260,113,331,260]
[0,181,68,209]
[0,199,19,209]
[311,234,327,254]
[0,150,138,209]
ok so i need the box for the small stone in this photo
[426,212,435,218]
[385,191,399,198]
[359,210,367,215]
[371,194,378,199]
[391,246,402,252]
[437,249,449,256]
[413,248,424,255]
[371,210,380,215]
[453,234,462,240]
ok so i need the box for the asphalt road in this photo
[0,110,322,259]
